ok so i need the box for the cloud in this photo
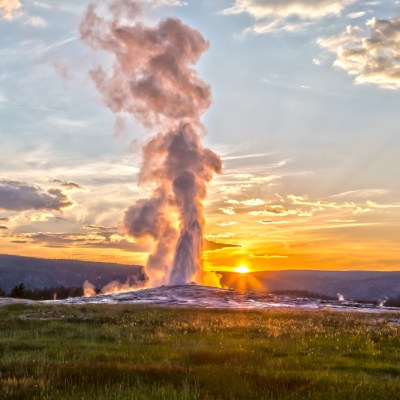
[62,182,85,191]
[219,207,236,215]
[249,253,288,259]
[328,219,357,223]
[257,219,290,224]
[226,198,266,206]
[204,232,236,239]
[203,239,240,251]
[328,189,389,198]
[347,11,366,19]
[143,0,186,5]
[245,191,395,222]
[17,231,149,252]
[366,200,400,209]
[318,17,400,89]
[0,0,46,27]
[0,0,22,20]
[222,0,355,33]
[222,152,271,161]
[219,221,237,227]
[286,194,373,214]
[25,15,46,27]
[83,224,117,231]
[0,180,73,211]
[250,205,300,217]
[52,180,86,191]
[0,225,7,229]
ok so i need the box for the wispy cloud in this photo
[203,239,240,251]
[25,15,46,27]
[219,221,237,227]
[222,152,271,161]
[328,189,389,198]
[249,253,288,259]
[222,0,356,34]
[226,198,266,206]
[219,207,236,215]
[366,200,400,209]
[12,230,149,253]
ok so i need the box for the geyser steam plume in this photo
[80,1,221,286]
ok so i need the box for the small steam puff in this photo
[337,293,345,302]
[80,0,221,286]
[83,280,97,297]
[83,277,146,297]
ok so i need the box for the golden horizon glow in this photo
[234,265,250,274]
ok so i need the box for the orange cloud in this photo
[0,0,21,20]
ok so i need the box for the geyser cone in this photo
[80,1,221,287]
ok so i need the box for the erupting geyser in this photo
[80,0,221,286]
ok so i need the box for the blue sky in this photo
[1,0,399,272]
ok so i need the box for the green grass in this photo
[0,304,399,399]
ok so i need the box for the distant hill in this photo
[220,270,400,301]
[1,255,399,301]
[0,254,146,292]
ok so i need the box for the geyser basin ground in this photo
[50,284,400,313]
[1,303,399,400]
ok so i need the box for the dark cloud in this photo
[62,182,85,190]
[0,180,73,211]
[83,225,117,231]
[203,239,240,251]
[53,180,86,191]
[20,231,149,253]
[0,225,7,229]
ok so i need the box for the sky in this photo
[0,0,399,273]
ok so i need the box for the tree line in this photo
[385,297,400,308]
[0,283,87,300]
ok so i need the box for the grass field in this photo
[0,304,399,399]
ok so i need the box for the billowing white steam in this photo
[83,280,97,297]
[80,1,221,286]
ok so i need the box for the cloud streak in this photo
[13,231,149,253]
[222,0,355,33]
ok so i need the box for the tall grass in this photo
[0,304,399,399]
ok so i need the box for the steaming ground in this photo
[2,285,399,313]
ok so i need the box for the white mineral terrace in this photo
[1,285,396,313]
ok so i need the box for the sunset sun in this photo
[234,265,250,274]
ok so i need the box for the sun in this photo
[234,265,250,274]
